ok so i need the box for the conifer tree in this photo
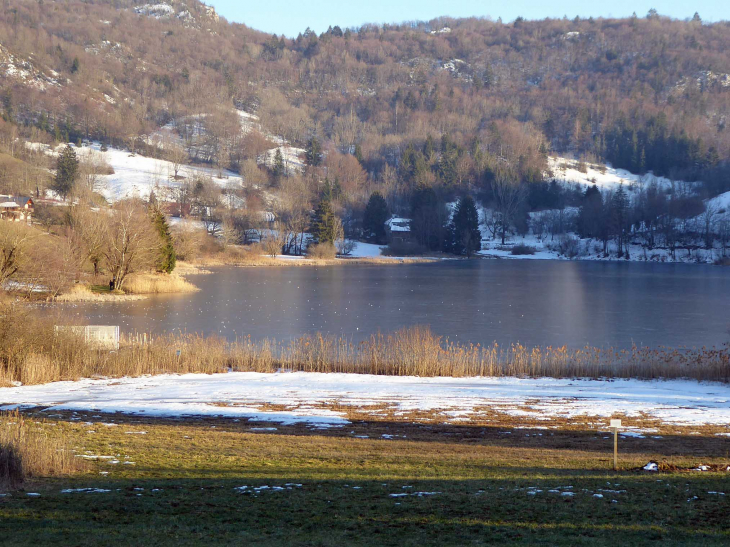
[272,148,285,178]
[353,143,364,164]
[53,145,78,199]
[611,186,630,258]
[423,134,436,163]
[449,196,481,256]
[310,198,337,244]
[439,134,459,186]
[410,184,445,250]
[151,206,177,273]
[363,192,389,244]
[306,136,322,166]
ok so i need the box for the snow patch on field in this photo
[1,372,730,427]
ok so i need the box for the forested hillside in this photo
[0,1,729,266]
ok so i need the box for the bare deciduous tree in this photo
[0,223,34,286]
[69,206,108,277]
[102,200,160,290]
[492,171,527,245]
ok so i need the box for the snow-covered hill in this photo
[76,144,243,201]
[548,156,695,193]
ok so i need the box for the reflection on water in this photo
[64,260,730,349]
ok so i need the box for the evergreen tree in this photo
[151,206,177,273]
[403,90,418,110]
[322,178,333,201]
[577,185,604,240]
[611,186,630,258]
[410,184,445,251]
[321,178,341,201]
[310,198,337,244]
[362,192,389,244]
[438,134,459,186]
[331,177,342,200]
[353,143,364,164]
[422,134,436,163]
[272,148,285,178]
[305,136,322,166]
[53,145,78,199]
[70,57,80,73]
[449,196,481,256]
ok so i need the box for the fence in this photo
[54,325,120,350]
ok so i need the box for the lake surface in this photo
[65,260,730,349]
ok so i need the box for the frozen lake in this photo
[65,260,730,349]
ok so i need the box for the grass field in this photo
[0,409,728,546]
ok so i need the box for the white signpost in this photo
[610,419,622,470]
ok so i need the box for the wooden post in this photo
[610,419,622,471]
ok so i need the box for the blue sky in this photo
[209,1,730,37]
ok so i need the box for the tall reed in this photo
[1,303,728,386]
[0,411,85,490]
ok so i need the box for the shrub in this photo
[307,242,337,260]
[548,235,581,258]
[511,244,536,255]
[336,239,356,256]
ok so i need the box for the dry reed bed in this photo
[0,411,85,490]
[55,285,147,302]
[1,322,728,387]
[120,273,199,294]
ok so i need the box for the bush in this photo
[548,235,581,258]
[382,240,426,257]
[307,242,337,260]
[336,239,356,256]
[511,244,536,255]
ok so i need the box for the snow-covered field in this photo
[348,241,385,258]
[2,372,729,428]
[75,144,243,201]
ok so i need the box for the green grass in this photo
[89,284,114,293]
[0,414,728,546]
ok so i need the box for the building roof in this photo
[0,201,19,208]
[0,196,33,207]
[386,217,411,232]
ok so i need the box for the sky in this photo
[209,1,730,37]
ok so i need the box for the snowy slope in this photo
[707,190,730,213]
[75,143,243,201]
[1,372,729,427]
[548,156,693,192]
